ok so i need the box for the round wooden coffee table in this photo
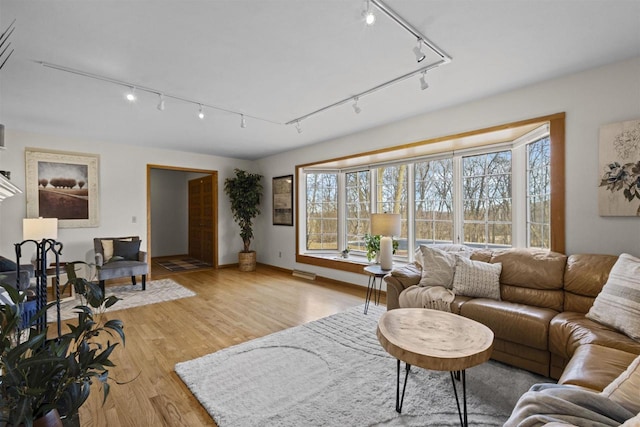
[377,308,494,427]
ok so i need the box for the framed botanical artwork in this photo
[273,174,294,226]
[25,148,100,228]
[598,118,640,216]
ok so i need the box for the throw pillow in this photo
[112,240,141,261]
[452,256,502,300]
[417,246,458,289]
[586,253,640,340]
[600,354,640,414]
[0,255,17,272]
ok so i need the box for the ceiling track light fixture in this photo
[352,97,362,114]
[413,39,426,63]
[240,114,246,128]
[285,0,451,127]
[363,0,376,25]
[157,94,165,111]
[198,104,205,119]
[295,121,303,134]
[419,71,429,90]
[126,87,136,102]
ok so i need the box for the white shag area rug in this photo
[175,305,550,427]
[48,278,196,321]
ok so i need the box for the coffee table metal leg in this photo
[396,359,411,413]
[449,369,467,427]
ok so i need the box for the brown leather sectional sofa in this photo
[384,248,640,391]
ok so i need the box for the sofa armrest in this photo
[384,262,422,310]
[95,253,104,267]
[138,251,147,263]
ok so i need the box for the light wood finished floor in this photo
[54,263,382,426]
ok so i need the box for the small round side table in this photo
[363,264,390,314]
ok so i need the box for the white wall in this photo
[150,169,188,257]
[0,131,253,266]
[256,56,640,286]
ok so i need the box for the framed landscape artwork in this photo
[598,118,640,216]
[273,174,294,226]
[25,148,100,228]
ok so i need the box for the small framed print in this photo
[273,175,293,226]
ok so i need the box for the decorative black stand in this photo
[15,238,64,336]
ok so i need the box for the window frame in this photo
[295,114,565,275]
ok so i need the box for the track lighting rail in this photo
[36,61,281,125]
[35,0,452,132]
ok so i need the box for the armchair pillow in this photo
[586,253,640,340]
[452,255,502,300]
[112,240,141,261]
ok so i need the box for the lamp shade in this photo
[370,213,401,237]
[23,217,58,240]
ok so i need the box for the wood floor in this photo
[62,263,379,426]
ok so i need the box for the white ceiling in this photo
[1,0,639,160]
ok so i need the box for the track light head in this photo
[419,72,429,90]
[157,94,165,111]
[198,104,204,119]
[413,40,426,63]
[352,97,361,114]
[362,0,376,25]
[240,114,247,128]
[126,87,136,102]
[296,121,303,134]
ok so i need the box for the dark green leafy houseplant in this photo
[363,233,399,262]
[224,168,263,252]
[0,262,125,426]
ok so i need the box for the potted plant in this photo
[224,168,263,271]
[363,233,399,263]
[0,262,125,427]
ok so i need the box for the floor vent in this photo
[292,269,317,280]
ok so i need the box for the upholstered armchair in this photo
[93,236,148,293]
[0,255,35,291]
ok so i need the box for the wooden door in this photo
[188,175,214,263]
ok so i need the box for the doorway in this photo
[147,165,218,277]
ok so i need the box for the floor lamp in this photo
[371,213,401,271]
[15,218,63,335]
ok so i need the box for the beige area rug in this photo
[47,278,196,321]
[176,305,550,427]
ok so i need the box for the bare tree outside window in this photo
[306,173,338,250]
[376,165,408,255]
[345,171,370,252]
[462,151,512,248]
[527,137,551,248]
[415,159,454,245]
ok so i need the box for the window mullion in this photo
[406,164,415,261]
[337,172,346,253]
[453,155,464,244]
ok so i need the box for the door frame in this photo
[147,164,219,276]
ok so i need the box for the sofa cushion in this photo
[559,344,638,392]
[601,353,640,414]
[0,256,17,272]
[549,312,640,361]
[416,246,457,288]
[389,263,422,287]
[488,248,566,312]
[460,299,556,350]
[452,256,501,300]
[564,254,618,313]
[587,253,640,340]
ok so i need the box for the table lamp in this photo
[371,213,401,270]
